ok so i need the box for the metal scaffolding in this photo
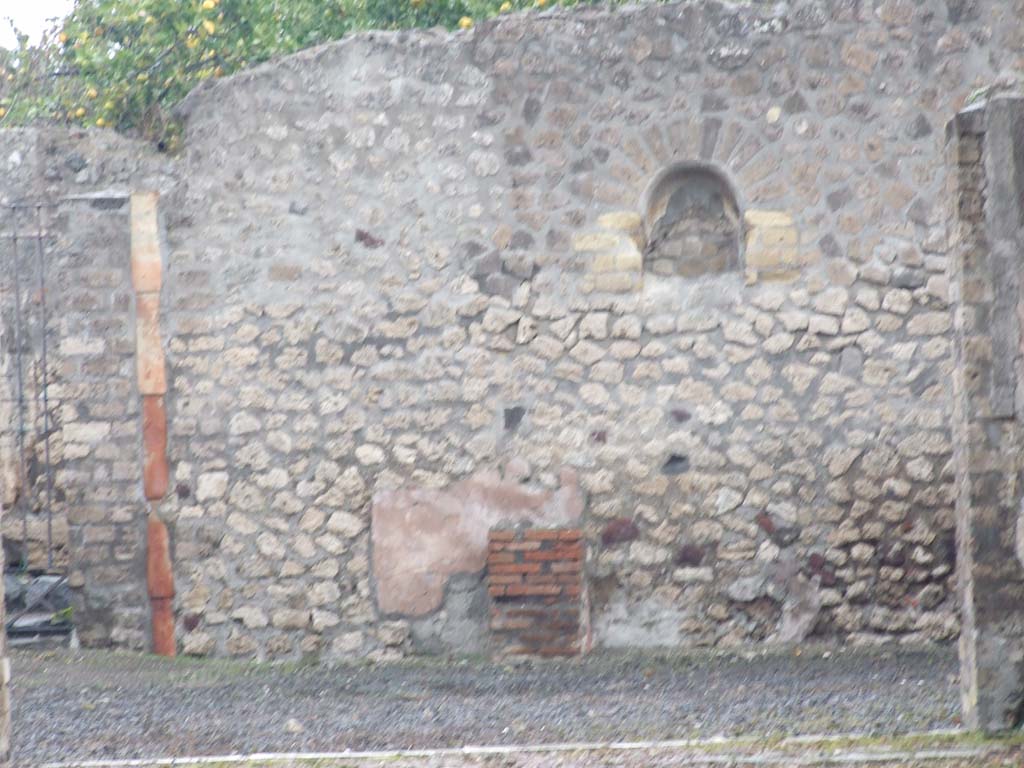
[1,202,58,574]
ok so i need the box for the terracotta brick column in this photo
[130,192,175,656]
[487,527,590,657]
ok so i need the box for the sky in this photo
[1,0,74,50]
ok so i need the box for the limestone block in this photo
[196,471,229,502]
[181,631,215,656]
[271,609,310,629]
[63,421,111,444]
[326,510,366,538]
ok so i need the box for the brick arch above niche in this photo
[640,163,743,278]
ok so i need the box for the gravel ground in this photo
[12,645,965,766]
[89,743,1021,768]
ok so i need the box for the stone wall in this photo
[0,129,172,648]
[2,0,1024,660]
[0,503,8,764]
[948,96,1024,732]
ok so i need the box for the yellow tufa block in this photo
[746,268,801,285]
[756,227,798,248]
[594,272,641,293]
[745,247,796,269]
[587,238,642,276]
[574,219,644,286]
[744,209,794,228]
[572,231,622,253]
[615,246,642,272]
[596,210,645,248]
[597,210,642,231]
[591,252,617,273]
[744,208,807,272]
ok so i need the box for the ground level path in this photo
[14,646,1014,767]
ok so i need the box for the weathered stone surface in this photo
[372,469,582,616]
[326,511,366,538]
[0,490,7,760]
[601,518,640,546]
[5,0,1016,663]
[196,471,229,502]
[950,98,1024,733]
[772,575,822,645]
[727,575,767,603]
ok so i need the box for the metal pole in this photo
[9,208,29,570]
[33,206,55,572]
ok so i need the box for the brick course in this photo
[487,528,589,658]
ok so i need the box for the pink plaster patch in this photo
[371,468,583,616]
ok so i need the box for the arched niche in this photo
[640,163,742,278]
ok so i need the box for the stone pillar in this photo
[0,286,10,765]
[0,505,9,764]
[949,95,1024,733]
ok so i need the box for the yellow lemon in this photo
[458,16,473,29]
[202,20,216,35]
[96,117,106,127]
[500,1,511,10]
[0,108,6,119]
[186,36,198,48]
[202,0,216,8]
[536,0,547,7]
[87,87,98,99]
[58,32,68,43]
[74,106,86,118]
[136,72,149,82]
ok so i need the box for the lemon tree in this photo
[0,0,631,146]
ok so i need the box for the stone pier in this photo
[0,510,9,762]
[949,94,1024,733]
